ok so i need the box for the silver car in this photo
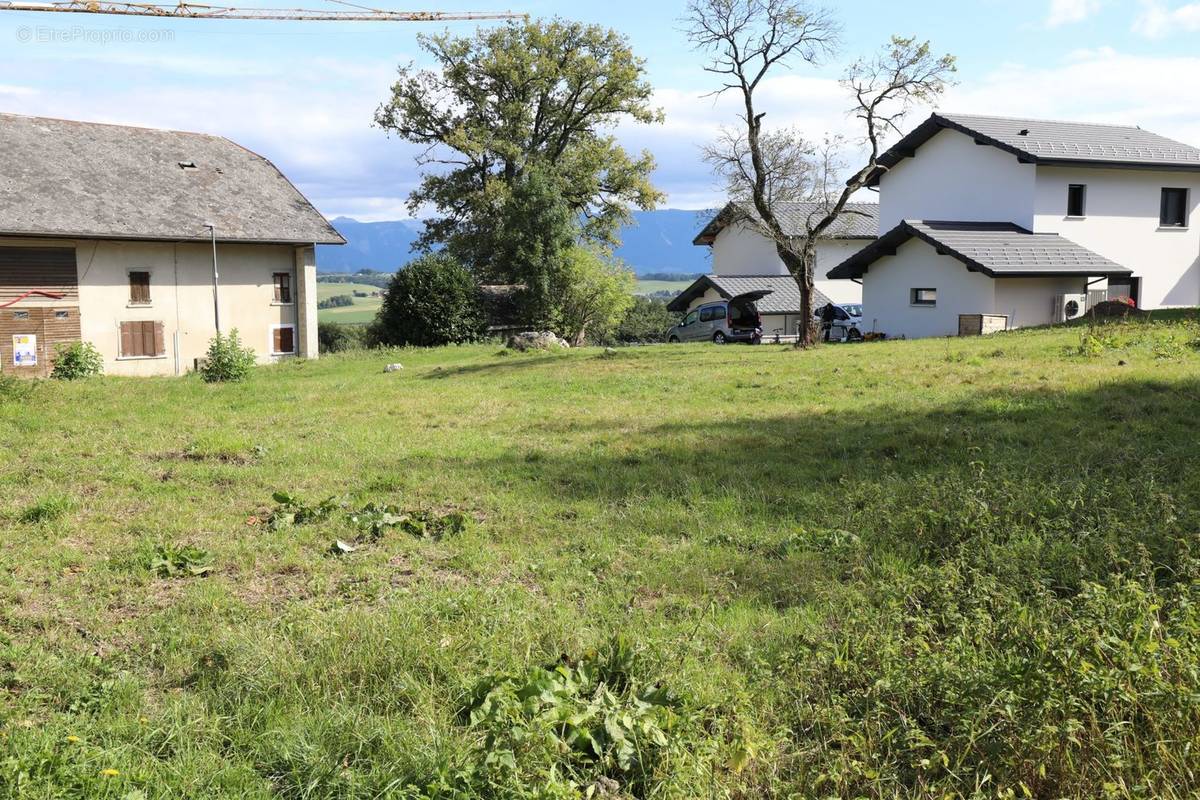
[667,290,768,344]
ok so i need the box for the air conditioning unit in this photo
[1052,293,1088,323]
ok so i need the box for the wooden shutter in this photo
[273,326,294,354]
[120,321,136,357]
[129,272,150,304]
[152,322,165,356]
[273,272,292,303]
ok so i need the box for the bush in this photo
[50,341,103,380]
[317,294,354,310]
[199,329,256,383]
[368,254,484,347]
[610,295,677,345]
[317,322,367,354]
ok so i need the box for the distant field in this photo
[635,279,692,296]
[317,281,382,324]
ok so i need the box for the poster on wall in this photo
[13,334,37,367]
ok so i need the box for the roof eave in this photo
[0,229,346,246]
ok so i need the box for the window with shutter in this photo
[119,321,166,358]
[273,272,293,304]
[271,324,296,354]
[129,271,151,304]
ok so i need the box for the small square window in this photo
[1067,184,1086,217]
[1161,188,1189,227]
[55,310,69,319]
[13,310,30,320]
[910,288,937,306]
[271,324,296,355]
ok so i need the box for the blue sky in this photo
[2,0,1199,220]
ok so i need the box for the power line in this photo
[0,0,522,22]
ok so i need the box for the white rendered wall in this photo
[993,276,1088,328]
[861,238,996,339]
[61,238,306,376]
[1033,166,1200,308]
[707,222,864,302]
[878,128,1037,231]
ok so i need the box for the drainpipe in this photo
[204,223,221,333]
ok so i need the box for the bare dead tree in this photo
[685,0,956,345]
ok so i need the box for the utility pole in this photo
[204,223,220,333]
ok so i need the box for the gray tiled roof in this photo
[667,273,832,315]
[694,201,878,245]
[940,113,1200,166]
[0,113,344,245]
[827,221,1133,280]
[868,112,1200,185]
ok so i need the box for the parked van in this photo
[666,290,768,344]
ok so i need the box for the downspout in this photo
[204,223,221,333]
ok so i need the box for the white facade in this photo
[708,221,864,303]
[878,129,1038,231]
[860,238,1087,339]
[1032,166,1200,308]
[3,236,317,377]
[874,127,1200,313]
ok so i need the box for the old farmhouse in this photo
[0,113,344,376]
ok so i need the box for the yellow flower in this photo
[99,769,120,777]
[139,717,148,725]
[66,735,80,743]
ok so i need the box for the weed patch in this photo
[18,494,73,524]
[148,543,213,578]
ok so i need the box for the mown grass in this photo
[317,281,383,324]
[3,313,1200,798]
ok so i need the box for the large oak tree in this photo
[375,19,664,280]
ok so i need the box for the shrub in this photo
[50,341,103,380]
[199,329,256,383]
[610,295,677,345]
[368,254,484,347]
[317,321,366,354]
[317,294,354,310]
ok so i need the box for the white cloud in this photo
[1133,1,1200,37]
[1045,0,1104,27]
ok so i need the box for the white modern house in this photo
[669,201,877,338]
[828,113,1200,339]
[0,113,344,377]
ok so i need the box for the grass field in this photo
[634,279,691,296]
[4,314,1200,797]
[317,281,383,325]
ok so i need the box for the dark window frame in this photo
[271,324,297,355]
[1160,187,1189,228]
[910,288,937,307]
[128,270,151,305]
[1067,184,1087,218]
[273,272,293,304]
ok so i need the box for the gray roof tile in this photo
[667,273,832,315]
[868,112,1200,185]
[827,221,1133,279]
[694,201,878,244]
[0,113,344,245]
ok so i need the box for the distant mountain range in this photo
[316,209,715,276]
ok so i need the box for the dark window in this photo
[1161,188,1189,227]
[119,321,165,358]
[1067,184,1087,217]
[682,311,698,327]
[911,288,937,306]
[55,310,69,319]
[273,272,293,303]
[272,325,295,354]
[129,271,151,304]
[13,310,29,320]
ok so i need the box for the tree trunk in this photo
[777,243,817,347]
